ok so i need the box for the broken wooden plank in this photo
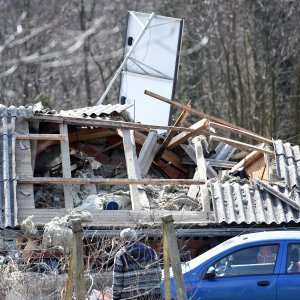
[18,177,205,185]
[28,120,40,172]
[180,144,218,178]
[245,155,268,180]
[138,132,159,176]
[120,129,149,210]
[210,135,274,156]
[252,178,300,211]
[36,128,117,156]
[17,209,214,227]
[205,159,236,169]
[30,115,195,133]
[101,140,123,153]
[144,90,272,144]
[134,131,188,174]
[17,133,67,140]
[188,136,210,211]
[230,149,264,174]
[167,118,210,150]
[155,101,191,160]
[59,123,73,209]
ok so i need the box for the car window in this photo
[286,243,300,274]
[210,244,279,278]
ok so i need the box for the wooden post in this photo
[120,129,149,209]
[138,131,159,176]
[162,215,187,300]
[65,219,85,300]
[59,123,73,209]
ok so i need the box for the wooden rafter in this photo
[145,90,272,144]
[167,118,210,150]
[210,135,274,156]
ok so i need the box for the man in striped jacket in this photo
[112,228,162,300]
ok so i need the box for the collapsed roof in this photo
[0,94,299,229]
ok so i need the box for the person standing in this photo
[112,228,162,300]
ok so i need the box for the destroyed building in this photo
[1,91,300,261]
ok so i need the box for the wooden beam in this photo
[252,178,300,211]
[230,150,264,174]
[210,135,274,156]
[68,128,116,142]
[138,132,159,176]
[180,144,218,178]
[188,137,210,212]
[59,123,73,209]
[209,121,272,144]
[18,177,205,185]
[155,101,191,160]
[120,129,149,210]
[35,128,116,156]
[30,115,195,133]
[29,120,40,172]
[17,209,214,226]
[134,131,188,174]
[144,90,272,144]
[167,118,209,150]
[17,133,67,141]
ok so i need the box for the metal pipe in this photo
[11,116,17,226]
[2,113,12,227]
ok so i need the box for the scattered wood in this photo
[252,178,300,211]
[144,90,272,144]
[167,118,209,150]
[210,135,274,156]
[180,144,218,178]
[245,155,267,180]
[155,100,191,160]
[134,130,188,174]
[230,149,264,174]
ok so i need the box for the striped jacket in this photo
[112,241,162,299]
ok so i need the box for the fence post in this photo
[162,215,187,300]
[65,218,85,300]
[163,218,171,300]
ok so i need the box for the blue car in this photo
[162,230,300,300]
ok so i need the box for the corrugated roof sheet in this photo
[273,139,300,189]
[211,180,300,224]
[58,104,131,118]
[0,105,34,228]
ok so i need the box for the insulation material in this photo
[73,194,104,212]
[42,217,73,253]
[21,216,37,236]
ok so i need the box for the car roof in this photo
[235,230,300,244]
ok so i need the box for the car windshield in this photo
[184,237,237,272]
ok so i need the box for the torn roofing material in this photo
[58,104,132,118]
[273,139,300,189]
[211,180,300,225]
